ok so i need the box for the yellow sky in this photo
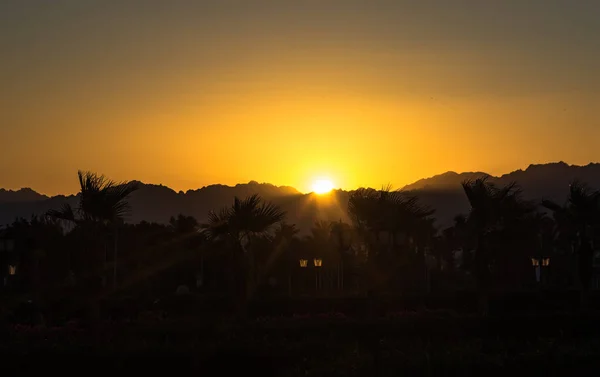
[1,1,599,195]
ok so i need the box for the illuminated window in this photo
[299,259,308,268]
[542,258,550,267]
[531,258,540,267]
[8,265,16,276]
[313,258,323,267]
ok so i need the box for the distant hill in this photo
[399,162,600,228]
[1,162,600,231]
[0,181,342,233]
[401,171,488,192]
[0,188,48,203]
[403,162,600,195]
[402,161,600,203]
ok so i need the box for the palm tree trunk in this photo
[475,240,490,316]
[199,256,204,289]
[113,224,118,289]
[233,240,250,320]
[103,241,108,287]
[67,246,71,281]
[578,239,594,310]
[341,258,344,291]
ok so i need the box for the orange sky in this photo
[1,1,600,195]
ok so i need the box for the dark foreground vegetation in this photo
[3,306,600,376]
[2,170,600,375]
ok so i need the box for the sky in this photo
[1,0,599,195]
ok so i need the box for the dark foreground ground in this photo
[3,313,600,376]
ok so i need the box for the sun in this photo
[311,179,335,195]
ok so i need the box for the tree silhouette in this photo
[543,180,600,305]
[330,220,354,290]
[203,194,285,246]
[349,186,434,255]
[273,222,300,296]
[348,186,434,293]
[461,177,535,315]
[201,194,285,316]
[169,214,199,235]
[47,170,138,288]
[274,222,300,243]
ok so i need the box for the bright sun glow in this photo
[311,179,335,194]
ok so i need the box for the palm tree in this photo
[274,222,300,296]
[348,186,435,294]
[542,181,600,305]
[47,170,138,288]
[348,186,434,255]
[330,220,354,291]
[461,177,535,315]
[202,194,286,313]
[203,194,285,246]
[309,220,333,244]
[303,221,336,293]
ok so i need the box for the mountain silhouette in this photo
[0,188,49,203]
[403,161,600,194]
[402,161,600,203]
[1,162,599,230]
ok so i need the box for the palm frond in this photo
[76,171,139,222]
[201,207,231,240]
[251,200,286,234]
[494,181,518,201]
[46,203,77,223]
[541,199,564,213]
[461,179,481,208]
[275,222,299,241]
[104,181,140,221]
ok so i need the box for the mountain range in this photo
[1,162,599,231]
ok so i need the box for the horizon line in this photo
[1,160,598,197]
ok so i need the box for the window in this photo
[8,265,16,276]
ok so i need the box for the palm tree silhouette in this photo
[542,180,600,306]
[348,186,434,294]
[349,186,434,255]
[330,220,354,290]
[203,194,285,245]
[273,222,300,296]
[274,222,300,242]
[47,170,138,288]
[303,221,335,292]
[461,177,534,315]
[202,194,285,316]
